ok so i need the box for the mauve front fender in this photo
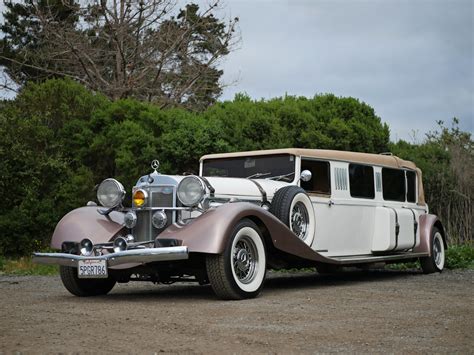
[158,202,331,263]
[50,207,125,250]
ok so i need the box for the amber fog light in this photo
[133,189,147,207]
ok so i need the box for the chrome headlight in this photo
[124,211,137,229]
[152,210,168,229]
[97,178,125,208]
[177,176,205,206]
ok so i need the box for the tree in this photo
[391,118,473,245]
[0,0,239,110]
[0,0,79,91]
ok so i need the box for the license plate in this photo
[78,259,108,278]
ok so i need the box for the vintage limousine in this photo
[33,149,446,299]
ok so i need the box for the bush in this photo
[445,245,474,269]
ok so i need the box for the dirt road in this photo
[0,269,472,354]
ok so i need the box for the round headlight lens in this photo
[133,189,147,207]
[177,176,205,206]
[97,178,125,208]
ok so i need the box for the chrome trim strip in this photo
[326,252,428,265]
[32,246,189,268]
[309,200,427,211]
[133,206,192,211]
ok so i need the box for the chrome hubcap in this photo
[233,236,258,284]
[291,201,309,240]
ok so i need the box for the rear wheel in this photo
[206,219,266,300]
[420,227,445,274]
[60,266,116,297]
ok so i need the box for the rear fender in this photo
[51,207,126,250]
[158,202,331,263]
[413,214,447,255]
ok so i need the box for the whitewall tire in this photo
[420,228,445,274]
[270,186,315,247]
[206,219,267,300]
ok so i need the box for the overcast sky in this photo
[1,0,472,142]
[219,0,473,141]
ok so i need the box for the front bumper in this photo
[32,246,189,268]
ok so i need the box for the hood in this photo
[204,177,290,201]
[134,172,290,202]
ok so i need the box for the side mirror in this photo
[300,170,312,182]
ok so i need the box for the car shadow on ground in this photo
[263,268,422,292]
[81,268,423,302]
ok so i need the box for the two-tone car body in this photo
[34,149,446,299]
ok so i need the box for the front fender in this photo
[158,202,331,263]
[51,207,125,250]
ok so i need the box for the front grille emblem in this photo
[151,159,160,172]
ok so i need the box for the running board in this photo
[327,252,429,265]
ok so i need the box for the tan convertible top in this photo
[200,148,425,205]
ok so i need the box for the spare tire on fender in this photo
[269,186,315,247]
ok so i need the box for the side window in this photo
[301,160,331,195]
[406,170,417,203]
[382,168,405,201]
[349,164,374,199]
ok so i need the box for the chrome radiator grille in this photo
[134,185,175,242]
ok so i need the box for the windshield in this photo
[202,154,296,181]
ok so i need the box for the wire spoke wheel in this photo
[233,235,258,284]
[291,201,309,241]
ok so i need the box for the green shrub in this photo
[0,257,58,276]
[445,245,474,269]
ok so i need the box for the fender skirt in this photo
[158,202,332,263]
[50,206,125,250]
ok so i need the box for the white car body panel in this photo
[204,176,290,201]
[200,150,429,260]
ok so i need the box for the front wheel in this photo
[60,266,116,297]
[420,227,445,274]
[206,219,266,300]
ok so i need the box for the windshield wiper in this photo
[267,172,295,181]
[246,172,271,179]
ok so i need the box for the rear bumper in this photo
[32,246,189,268]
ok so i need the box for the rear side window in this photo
[301,160,331,195]
[406,170,417,203]
[349,164,374,199]
[382,168,405,201]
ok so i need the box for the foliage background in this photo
[0,79,472,256]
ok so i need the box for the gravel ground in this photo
[0,268,473,354]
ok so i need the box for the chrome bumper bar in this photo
[32,246,189,268]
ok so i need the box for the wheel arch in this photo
[245,214,273,249]
[434,220,448,249]
[413,214,447,254]
[51,207,126,250]
[158,202,331,264]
